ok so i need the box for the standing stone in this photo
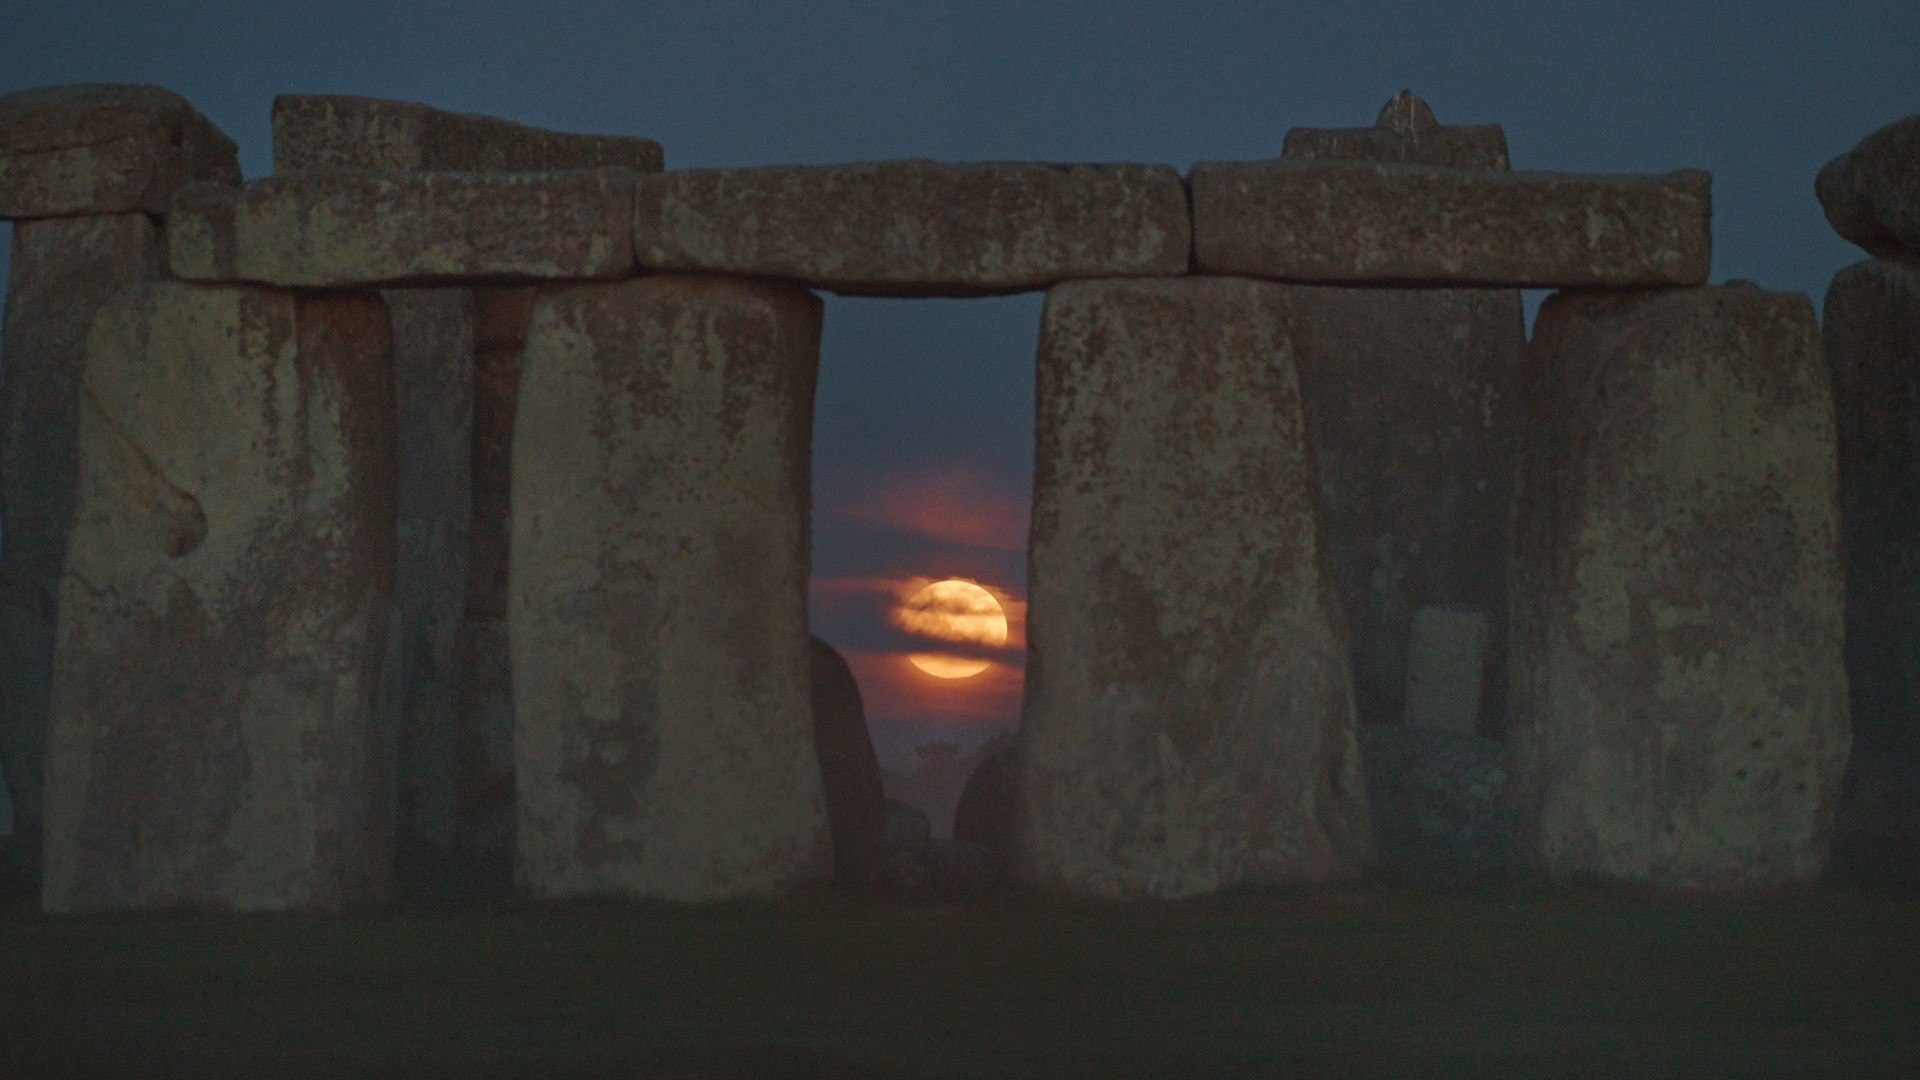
[810,635,885,884]
[0,84,239,219]
[1404,607,1491,735]
[1017,278,1371,900]
[1509,285,1849,889]
[1823,257,1920,884]
[511,275,831,900]
[0,215,166,885]
[952,742,1019,857]
[40,282,395,912]
[1816,115,1920,259]
[1279,94,1527,734]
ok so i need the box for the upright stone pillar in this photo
[1824,257,1920,884]
[41,281,395,912]
[0,84,240,885]
[1283,92,1527,732]
[1509,285,1849,889]
[511,275,831,900]
[1016,278,1371,900]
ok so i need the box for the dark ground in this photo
[1,879,1916,1079]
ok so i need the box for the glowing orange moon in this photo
[898,579,1008,679]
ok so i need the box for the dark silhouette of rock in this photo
[1357,724,1511,886]
[929,839,998,895]
[1283,89,1509,170]
[810,635,885,885]
[1816,114,1920,258]
[952,742,1019,856]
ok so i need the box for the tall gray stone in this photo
[1823,257,1920,884]
[0,214,166,883]
[41,282,395,912]
[511,275,831,900]
[1278,93,1527,734]
[1510,285,1849,889]
[1016,278,1371,900]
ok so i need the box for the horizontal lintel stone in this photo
[1190,160,1711,287]
[169,168,637,287]
[0,84,240,219]
[633,160,1192,297]
[273,94,664,174]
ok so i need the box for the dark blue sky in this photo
[2,1,1917,768]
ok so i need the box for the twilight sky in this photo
[2,0,1916,768]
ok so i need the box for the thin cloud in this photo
[819,465,1030,553]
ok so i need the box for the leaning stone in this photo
[1822,256,1920,884]
[633,161,1190,296]
[272,94,664,173]
[1816,115,1920,258]
[169,168,636,286]
[0,84,239,219]
[1190,161,1711,286]
[40,282,395,913]
[1016,278,1371,900]
[1283,89,1509,170]
[0,214,167,886]
[1403,607,1491,735]
[1509,285,1849,889]
[952,742,1019,856]
[810,635,886,885]
[511,275,831,900]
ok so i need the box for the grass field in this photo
[2,883,1916,1078]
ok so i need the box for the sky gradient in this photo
[3,0,1916,772]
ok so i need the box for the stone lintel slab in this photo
[0,84,241,219]
[169,168,637,287]
[1016,277,1371,900]
[1190,161,1711,287]
[511,275,831,901]
[1816,114,1920,259]
[633,161,1191,297]
[1283,90,1510,170]
[1509,284,1848,890]
[272,94,664,174]
[41,281,396,913]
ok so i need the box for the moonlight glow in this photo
[896,579,1009,679]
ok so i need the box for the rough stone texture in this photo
[952,742,1018,856]
[1404,607,1490,735]
[1816,115,1920,259]
[0,84,240,219]
[1016,278,1371,900]
[1190,162,1711,287]
[810,635,885,884]
[40,282,396,912]
[169,169,636,287]
[1509,285,1849,890]
[1357,723,1512,886]
[456,287,536,868]
[1822,256,1920,885]
[375,290,473,851]
[272,94,664,174]
[0,214,167,885]
[1283,90,1509,170]
[633,161,1190,297]
[511,275,830,900]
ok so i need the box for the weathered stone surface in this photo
[810,635,885,885]
[1357,723,1511,886]
[1404,607,1490,735]
[170,168,636,286]
[375,290,473,851]
[41,282,396,912]
[1016,278,1371,900]
[1509,285,1849,890]
[952,742,1018,856]
[1190,162,1711,286]
[1283,90,1509,170]
[272,94,664,174]
[633,161,1190,297]
[0,84,239,219]
[1822,256,1920,885]
[1816,115,1920,258]
[456,286,536,868]
[0,214,166,885]
[511,275,830,900]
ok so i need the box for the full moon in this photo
[897,579,1009,679]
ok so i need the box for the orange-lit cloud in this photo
[819,465,1029,552]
